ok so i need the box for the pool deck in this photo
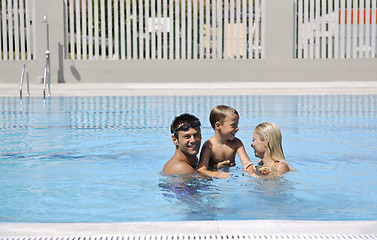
[1,81,377,237]
[1,220,377,237]
[2,80,377,96]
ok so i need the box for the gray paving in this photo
[3,81,377,97]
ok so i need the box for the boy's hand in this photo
[214,160,232,169]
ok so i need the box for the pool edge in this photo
[3,81,377,96]
[1,220,377,237]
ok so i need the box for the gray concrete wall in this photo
[1,0,64,84]
[1,0,376,84]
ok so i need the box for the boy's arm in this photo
[236,139,258,177]
[198,142,231,179]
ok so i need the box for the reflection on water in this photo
[2,95,376,130]
[159,174,205,201]
[158,169,299,221]
[159,174,222,221]
[1,96,263,130]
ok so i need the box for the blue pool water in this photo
[1,95,377,223]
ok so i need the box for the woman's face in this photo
[251,131,265,159]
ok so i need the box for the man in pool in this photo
[163,113,202,175]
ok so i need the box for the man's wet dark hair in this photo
[170,113,200,137]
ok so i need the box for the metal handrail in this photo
[42,15,51,99]
[43,62,51,99]
[19,64,30,99]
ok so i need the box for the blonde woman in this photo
[251,122,290,177]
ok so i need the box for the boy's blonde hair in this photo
[209,105,239,129]
[254,122,288,166]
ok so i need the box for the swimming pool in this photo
[1,95,377,223]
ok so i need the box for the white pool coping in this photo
[1,220,377,237]
[2,80,377,96]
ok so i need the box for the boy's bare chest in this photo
[209,143,237,163]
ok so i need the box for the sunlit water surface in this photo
[0,95,376,222]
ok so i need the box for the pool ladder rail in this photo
[19,62,51,99]
[43,60,51,99]
[42,15,51,99]
[20,15,51,100]
[19,64,30,99]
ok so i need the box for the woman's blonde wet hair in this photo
[254,122,288,166]
[209,105,239,129]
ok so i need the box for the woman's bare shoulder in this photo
[274,161,290,175]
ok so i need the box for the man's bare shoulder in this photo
[163,158,196,175]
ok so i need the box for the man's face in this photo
[173,125,202,156]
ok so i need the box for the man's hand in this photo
[213,171,232,179]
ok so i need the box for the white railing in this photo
[0,0,34,60]
[63,0,265,60]
[2,0,377,62]
[296,0,377,59]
